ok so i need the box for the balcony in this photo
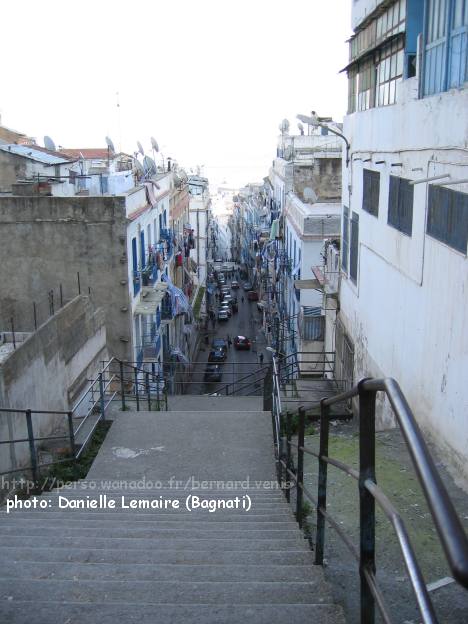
[160,228,175,259]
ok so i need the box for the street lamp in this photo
[296,111,350,167]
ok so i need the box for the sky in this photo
[0,0,351,189]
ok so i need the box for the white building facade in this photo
[340,0,468,479]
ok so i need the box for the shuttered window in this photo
[363,169,380,217]
[427,186,468,253]
[388,175,414,236]
[350,212,359,284]
[342,206,349,272]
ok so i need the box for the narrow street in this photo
[187,282,268,395]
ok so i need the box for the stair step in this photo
[0,546,315,566]
[0,524,300,539]
[0,578,333,604]
[1,535,310,551]
[0,602,346,624]
[2,561,318,582]
[0,510,293,523]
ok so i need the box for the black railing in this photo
[0,358,168,486]
[271,358,468,624]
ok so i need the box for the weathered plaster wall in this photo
[0,295,107,475]
[0,195,131,360]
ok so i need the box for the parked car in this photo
[212,339,228,354]
[231,280,239,289]
[243,282,253,291]
[234,335,251,350]
[223,295,233,305]
[217,272,225,281]
[218,309,229,322]
[204,365,223,382]
[220,303,232,317]
[247,290,259,301]
[208,348,226,363]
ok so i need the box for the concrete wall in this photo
[340,77,468,482]
[0,295,107,475]
[0,194,132,360]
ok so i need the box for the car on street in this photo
[208,347,227,363]
[220,303,232,317]
[222,295,233,304]
[212,339,228,353]
[247,290,259,301]
[234,335,251,350]
[218,309,229,322]
[231,280,239,289]
[204,365,223,382]
[230,297,238,313]
[243,282,253,291]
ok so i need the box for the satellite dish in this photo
[297,113,319,127]
[105,136,115,152]
[134,159,144,175]
[143,155,156,175]
[150,137,159,152]
[137,141,145,156]
[44,136,56,151]
[297,123,304,136]
[279,119,290,135]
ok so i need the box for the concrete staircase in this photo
[0,398,345,623]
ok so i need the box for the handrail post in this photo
[296,406,305,528]
[98,372,106,421]
[134,367,140,411]
[146,372,151,411]
[119,360,126,411]
[315,398,330,565]
[286,410,292,503]
[156,370,161,411]
[67,411,76,459]
[359,382,377,624]
[25,410,38,485]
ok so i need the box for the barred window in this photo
[362,169,380,217]
[388,176,414,236]
[427,186,468,253]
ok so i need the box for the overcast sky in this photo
[0,0,351,188]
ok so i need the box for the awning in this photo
[293,279,322,290]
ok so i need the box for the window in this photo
[350,212,359,283]
[427,185,468,253]
[424,0,468,95]
[357,58,376,111]
[375,38,405,106]
[388,175,414,235]
[342,206,349,272]
[363,169,380,216]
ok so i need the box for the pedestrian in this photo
[259,353,264,365]
[241,296,244,304]
[227,335,232,348]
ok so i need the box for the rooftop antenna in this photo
[105,136,115,166]
[137,141,145,156]
[116,91,122,152]
[44,136,56,151]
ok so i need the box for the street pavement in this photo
[188,281,268,395]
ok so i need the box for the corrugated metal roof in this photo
[0,144,73,165]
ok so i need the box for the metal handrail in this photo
[323,377,468,588]
[274,374,468,624]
